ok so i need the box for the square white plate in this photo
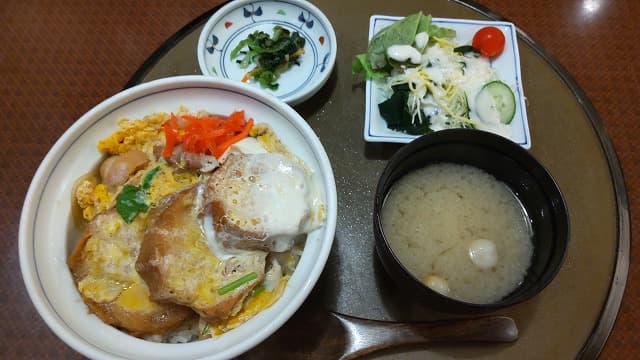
[364,16,531,148]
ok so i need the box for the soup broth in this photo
[381,163,533,304]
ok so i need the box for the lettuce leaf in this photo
[429,24,457,44]
[352,12,456,80]
[351,54,388,80]
[367,12,426,69]
[417,13,431,34]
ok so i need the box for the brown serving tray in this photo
[126,0,630,358]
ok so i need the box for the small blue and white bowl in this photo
[197,0,337,106]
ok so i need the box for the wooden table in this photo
[1,0,637,358]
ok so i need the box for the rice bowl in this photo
[19,76,337,359]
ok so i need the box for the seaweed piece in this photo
[453,45,480,56]
[378,84,432,135]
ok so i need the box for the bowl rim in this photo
[196,0,338,106]
[373,128,569,310]
[19,75,337,359]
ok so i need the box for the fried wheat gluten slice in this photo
[204,153,320,252]
[67,209,194,337]
[136,184,266,323]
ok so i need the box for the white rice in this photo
[144,319,199,343]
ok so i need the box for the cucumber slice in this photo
[475,80,516,124]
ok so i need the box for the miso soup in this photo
[381,163,533,304]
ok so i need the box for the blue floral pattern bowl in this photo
[198,0,337,105]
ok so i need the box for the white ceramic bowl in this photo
[19,76,337,360]
[197,0,337,106]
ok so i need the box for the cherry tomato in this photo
[472,26,505,58]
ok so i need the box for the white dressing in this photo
[386,45,422,64]
[384,40,513,137]
[414,32,429,51]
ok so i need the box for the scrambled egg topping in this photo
[75,181,112,220]
[97,113,167,155]
[201,276,289,338]
[73,112,202,313]
[76,210,157,310]
[75,112,200,221]
[72,109,301,339]
[250,123,292,155]
[78,111,295,223]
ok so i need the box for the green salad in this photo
[353,12,516,136]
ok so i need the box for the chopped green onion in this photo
[141,166,161,190]
[217,272,258,295]
[251,284,266,296]
[201,323,210,337]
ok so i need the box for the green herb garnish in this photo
[141,166,161,189]
[230,25,306,90]
[250,284,266,296]
[115,166,160,223]
[201,323,210,337]
[217,272,258,295]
